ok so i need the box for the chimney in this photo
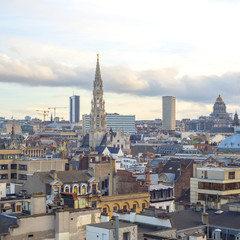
[202,212,209,225]
[31,192,46,215]
[196,202,202,212]
[213,229,221,240]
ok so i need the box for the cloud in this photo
[0,54,239,105]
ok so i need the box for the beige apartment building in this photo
[0,149,67,184]
[162,96,176,130]
[190,166,240,209]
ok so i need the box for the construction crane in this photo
[48,107,68,120]
[36,110,50,122]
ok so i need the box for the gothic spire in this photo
[94,53,102,87]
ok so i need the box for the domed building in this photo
[216,128,240,154]
[210,94,231,120]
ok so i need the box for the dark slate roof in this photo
[82,133,89,147]
[170,208,240,230]
[0,214,18,234]
[100,133,107,146]
[130,134,142,141]
[94,146,106,154]
[212,127,234,133]
[94,146,120,154]
[131,145,156,157]
[159,158,193,181]
[36,170,92,184]
[147,159,164,167]
[107,147,120,154]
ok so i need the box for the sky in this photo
[0,0,240,120]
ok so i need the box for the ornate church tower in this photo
[89,54,107,147]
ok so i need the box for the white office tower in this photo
[70,95,80,123]
[82,113,135,135]
[162,96,176,130]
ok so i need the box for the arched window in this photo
[74,185,78,194]
[82,185,86,195]
[65,186,70,192]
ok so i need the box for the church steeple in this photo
[89,54,107,148]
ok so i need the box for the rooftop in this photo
[88,220,136,230]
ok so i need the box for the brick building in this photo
[158,158,194,200]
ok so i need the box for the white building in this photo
[162,96,176,130]
[86,221,137,240]
[83,113,135,135]
[120,157,137,169]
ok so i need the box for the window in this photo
[142,203,146,210]
[166,206,170,212]
[123,232,130,240]
[0,164,8,170]
[19,174,27,180]
[74,186,78,194]
[105,179,108,187]
[113,206,117,212]
[92,184,97,194]
[65,186,70,192]
[82,185,86,194]
[11,164,17,169]
[16,205,21,212]
[92,201,97,208]
[123,205,127,211]
[103,207,107,213]
[229,172,235,179]
[133,204,136,210]
[54,187,59,196]
[19,164,27,171]
[0,174,8,179]
[11,173,17,179]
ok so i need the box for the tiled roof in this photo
[159,158,193,181]
[36,170,92,184]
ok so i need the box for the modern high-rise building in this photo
[69,95,80,123]
[82,113,135,135]
[162,96,176,130]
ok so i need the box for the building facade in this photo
[190,166,240,208]
[70,95,80,123]
[83,114,135,135]
[162,96,176,130]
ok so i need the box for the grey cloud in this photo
[0,54,239,104]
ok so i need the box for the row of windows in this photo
[0,154,22,159]
[0,174,27,180]
[102,203,146,214]
[198,181,240,191]
[0,164,27,171]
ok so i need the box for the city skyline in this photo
[1,0,240,120]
